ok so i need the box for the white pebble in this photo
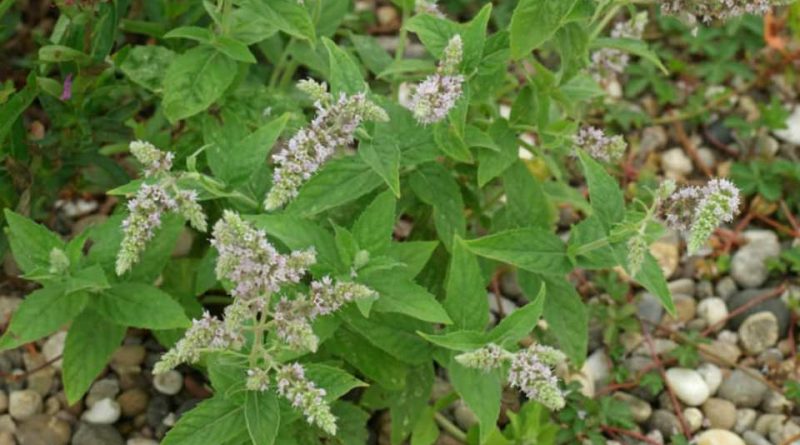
[697,298,728,331]
[665,368,710,406]
[81,398,121,424]
[697,362,723,395]
[153,370,183,395]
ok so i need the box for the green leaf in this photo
[433,122,473,163]
[521,274,587,365]
[444,237,489,331]
[577,149,625,229]
[358,137,401,197]
[164,26,214,43]
[90,1,119,60]
[62,309,126,404]
[364,273,452,324]
[287,156,383,217]
[162,396,245,445]
[591,37,668,74]
[4,209,63,274]
[487,281,546,348]
[162,45,237,122]
[634,252,676,315]
[327,328,408,390]
[210,114,289,186]
[477,120,517,187]
[214,36,257,63]
[510,0,580,59]
[332,402,370,445]
[390,364,433,444]
[352,190,396,253]
[502,161,554,230]
[409,163,466,252]
[341,310,433,365]
[417,330,487,352]
[322,37,365,95]
[464,228,571,275]
[38,45,91,63]
[0,74,38,143]
[449,356,502,444]
[351,34,393,75]
[382,241,439,279]
[0,288,88,351]
[238,0,315,42]
[244,391,280,445]
[119,45,176,93]
[95,283,191,329]
[304,363,368,401]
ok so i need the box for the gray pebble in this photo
[71,422,124,445]
[717,369,769,408]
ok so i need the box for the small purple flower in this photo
[276,363,337,435]
[60,74,73,101]
[116,184,177,275]
[406,35,464,125]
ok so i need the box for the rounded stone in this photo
[81,398,121,425]
[697,362,722,395]
[661,147,693,179]
[16,415,70,445]
[0,431,12,445]
[697,297,728,331]
[72,422,124,445]
[671,294,697,323]
[665,368,710,406]
[153,370,183,396]
[0,391,7,414]
[738,312,779,355]
[727,289,790,336]
[126,439,159,445]
[683,407,703,432]
[116,389,149,417]
[613,392,651,423]
[734,408,757,433]
[742,431,771,445]
[702,398,737,430]
[8,391,42,421]
[695,429,746,445]
[112,345,147,367]
[648,409,681,437]
[718,369,769,408]
[86,379,120,408]
[41,332,66,370]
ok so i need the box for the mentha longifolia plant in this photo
[2,0,784,444]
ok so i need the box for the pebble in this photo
[16,415,70,445]
[717,276,738,300]
[613,392,652,423]
[754,413,785,435]
[699,340,741,366]
[581,349,610,388]
[8,391,42,421]
[774,105,800,145]
[728,289,790,336]
[112,345,147,367]
[697,297,728,331]
[661,147,694,179]
[650,240,679,278]
[667,294,696,323]
[702,398,737,430]
[126,439,159,445]
[153,370,183,396]
[41,332,66,370]
[81,398,121,425]
[0,431,11,445]
[683,407,703,432]
[761,390,791,414]
[770,421,800,445]
[640,126,668,153]
[86,379,120,408]
[697,147,715,169]
[731,230,780,288]
[665,367,710,406]
[718,369,768,408]
[0,392,7,414]
[634,339,678,357]
[637,292,664,327]
[695,429,746,445]
[738,311,779,355]
[116,389,149,417]
[452,400,477,430]
[648,409,681,437]
[735,408,757,433]
[742,431,771,445]
[697,363,723,395]
[668,278,695,296]
[487,294,517,315]
[0,415,15,434]
[697,280,714,298]
[22,355,54,397]
[72,422,124,445]
[145,396,169,428]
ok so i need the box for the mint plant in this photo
[0,0,786,444]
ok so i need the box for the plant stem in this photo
[392,5,411,98]
[572,237,610,256]
[433,412,467,442]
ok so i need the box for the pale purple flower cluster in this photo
[264,80,388,211]
[246,367,271,392]
[310,276,375,316]
[129,140,174,177]
[660,178,741,254]
[211,211,316,305]
[153,311,237,374]
[276,363,337,435]
[661,0,781,22]
[175,189,207,232]
[273,297,318,352]
[507,345,566,410]
[406,35,464,125]
[573,126,627,162]
[415,0,445,18]
[591,12,648,85]
[455,343,511,372]
[116,184,177,275]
